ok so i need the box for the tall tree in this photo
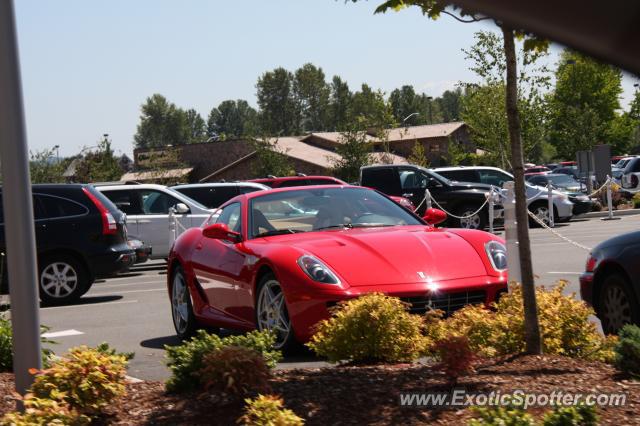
[256,67,299,136]
[29,148,65,183]
[329,75,352,131]
[74,135,123,183]
[207,99,258,139]
[548,50,623,158]
[184,109,207,144]
[293,63,331,132]
[133,94,190,148]
[437,88,463,122]
[389,85,424,125]
[352,0,545,354]
[351,84,395,129]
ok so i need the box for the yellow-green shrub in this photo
[238,395,304,426]
[1,394,90,426]
[307,292,428,363]
[29,345,128,416]
[633,192,640,209]
[199,346,271,398]
[425,282,616,362]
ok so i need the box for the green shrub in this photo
[433,335,476,386]
[239,394,304,426]
[633,193,640,209]
[94,341,135,361]
[0,394,90,426]
[307,292,428,363]
[199,346,271,398]
[468,405,535,425]
[165,330,282,393]
[614,324,640,377]
[0,315,55,372]
[425,282,616,362]
[542,404,598,426]
[29,345,128,416]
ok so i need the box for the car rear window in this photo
[37,194,89,218]
[175,186,238,208]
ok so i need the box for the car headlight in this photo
[575,195,590,202]
[485,241,507,271]
[297,255,340,284]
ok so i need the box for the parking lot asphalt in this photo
[39,213,640,382]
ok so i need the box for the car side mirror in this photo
[174,203,190,214]
[422,208,447,225]
[202,223,242,242]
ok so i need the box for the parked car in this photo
[0,184,134,305]
[172,182,270,209]
[621,157,640,192]
[360,164,504,230]
[249,175,348,188]
[524,166,551,176]
[433,166,577,224]
[128,238,151,264]
[580,231,640,334]
[526,174,592,216]
[167,185,508,349]
[97,184,214,259]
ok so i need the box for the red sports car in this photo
[167,186,508,349]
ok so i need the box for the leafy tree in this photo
[548,50,623,158]
[184,109,207,144]
[389,85,424,125]
[352,0,545,354]
[329,75,352,131]
[250,137,294,178]
[207,100,258,139]
[293,63,331,132]
[29,148,66,183]
[256,68,299,136]
[351,84,395,128]
[134,94,191,148]
[407,140,429,167]
[437,88,463,122]
[331,121,374,182]
[74,136,123,183]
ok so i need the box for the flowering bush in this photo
[307,292,428,363]
[239,395,304,426]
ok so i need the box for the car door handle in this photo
[402,193,413,198]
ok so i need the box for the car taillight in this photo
[83,188,118,235]
[585,255,597,273]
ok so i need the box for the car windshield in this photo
[249,187,421,238]
[548,174,576,185]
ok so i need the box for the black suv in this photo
[0,184,134,305]
[360,165,503,230]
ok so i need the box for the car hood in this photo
[275,226,488,286]
[448,181,494,192]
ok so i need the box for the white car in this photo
[621,157,640,192]
[432,166,575,225]
[97,184,214,258]
[171,182,269,209]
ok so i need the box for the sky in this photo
[13,0,640,158]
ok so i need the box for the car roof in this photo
[172,182,270,190]
[96,183,168,191]
[250,175,344,182]
[220,184,359,206]
[432,166,505,172]
[29,183,87,189]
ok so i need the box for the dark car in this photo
[249,175,348,188]
[580,231,640,334]
[359,164,503,230]
[172,182,269,209]
[0,184,134,305]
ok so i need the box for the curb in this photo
[581,209,640,219]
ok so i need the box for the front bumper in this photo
[555,198,574,219]
[579,272,594,307]
[286,276,508,342]
[571,200,593,216]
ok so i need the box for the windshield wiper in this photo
[256,229,304,238]
[350,223,395,228]
[315,223,353,231]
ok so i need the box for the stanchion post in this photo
[503,181,521,289]
[488,186,494,234]
[425,188,432,210]
[168,207,177,246]
[547,182,554,228]
[602,175,621,221]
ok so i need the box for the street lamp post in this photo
[401,112,419,127]
[53,144,59,163]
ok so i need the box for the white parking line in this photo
[42,329,84,338]
[547,271,582,275]
[41,299,139,310]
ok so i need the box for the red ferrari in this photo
[167,186,508,349]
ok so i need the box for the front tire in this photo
[455,205,487,230]
[598,273,639,334]
[38,255,88,305]
[171,266,198,339]
[256,273,296,351]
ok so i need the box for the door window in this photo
[36,194,89,219]
[176,186,238,208]
[216,203,242,233]
[478,170,510,187]
[399,170,427,189]
[140,190,182,214]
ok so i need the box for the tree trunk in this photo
[501,26,542,355]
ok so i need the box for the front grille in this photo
[402,290,487,315]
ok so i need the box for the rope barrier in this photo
[527,210,592,251]
[429,195,490,220]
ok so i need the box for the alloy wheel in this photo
[172,272,190,335]
[459,210,481,229]
[257,279,291,349]
[601,282,633,334]
[40,262,78,299]
[534,206,551,226]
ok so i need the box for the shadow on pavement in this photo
[140,335,182,349]
[42,295,123,308]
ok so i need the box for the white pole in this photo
[0,0,42,397]
[601,175,621,221]
[168,207,176,246]
[425,188,432,210]
[547,182,554,228]
[488,186,494,234]
[503,181,521,288]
